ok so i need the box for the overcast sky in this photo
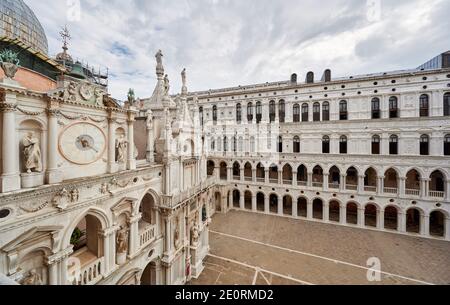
[25,0,449,101]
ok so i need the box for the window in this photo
[313,103,320,121]
[445,134,450,156]
[339,100,348,120]
[340,136,348,154]
[372,135,380,155]
[302,103,309,122]
[293,104,300,122]
[420,94,429,117]
[279,100,285,123]
[211,138,215,151]
[256,102,262,123]
[223,137,228,152]
[420,135,429,156]
[388,96,398,118]
[232,136,237,152]
[322,102,330,121]
[212,105,218,123]
[322,136,330,154]
[217,137,222,151]
[247,102,254,122]
[269,101,276,122]
[389,135,398,155]
[371,98,381,119]
[293,136,300,153]
[444,93,450,116]
[278,136,283,153]
[236,104,242,123]
[199,107,204,126]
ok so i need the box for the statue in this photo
[21,269,43,285]
[116,228,129,254]
[174,217,181,249]
[146,110,153,129]
[155,50,163,66]
[116,135,128,163]
[94,88,103,106]
[22,132,42,173]
[70,189,80,203]
[164,74,170,95]
[191,225,199,246]
[182,68,187,86]
[127,88,135,104]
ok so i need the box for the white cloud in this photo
[24,0,450,100]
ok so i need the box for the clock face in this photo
[59,122,106,165]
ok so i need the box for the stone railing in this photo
[161,177,217,208]
[384,187,398,195]
[364,186,377,193]
[406,189,420,196]
[269,179,278,184]
[346,184,358,191]
[312,182,323,188]
[297,181,307,187]
[69,256,104,286]
[139,225,156,248]
[429,191,445,198]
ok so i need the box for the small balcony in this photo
[384,187,398,195]
[346,184,358,191]
[364,186,377,193]
[429,191,445,198]
[68,249,104,286]
[139,224,156,249]
[406,189,420,196]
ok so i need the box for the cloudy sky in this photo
[26,0,449,100]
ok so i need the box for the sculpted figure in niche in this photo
[116,227,129,254]
[191,225,199,246]
[22,132,42,173]
[164,74,170,95]
[174,217,181,249]
[21,269,43,285]
[116,135,128,163]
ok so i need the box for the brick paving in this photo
[189,211,450,285]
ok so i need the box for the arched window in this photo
[269,101,276,122]
[389,96,398,118]
[232,136,237,152]
[212,105,218,123]
[445,134,450,156]
[278,136,283,153]
[389,135,398,155]
[420,94,429,117]
[223,137,228,152]
[313,103,320,121]
[236,104,242,123]
[217,137,222,151]
[372,98,381,119]
[199,106,204,126]
[211,138,215,151]
[293,136,300,153]
[340,136,348,154]
[302,103,309,122]
[372,135,380,155]
[247,102,254,122]
[322,136,330,154]
[250,136,256,153]
[420,134,429,156]
[444,93,450,116]
[322,102,330,121]
[339,100,348,120]
[293,104,300,122]
[256,102,262,123]
[238,137,243,152]
[279,100,285,123]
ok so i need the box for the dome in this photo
[0,0,48,54]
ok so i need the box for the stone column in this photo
[307,172,313,188]
[419,178,427,199]
[278,170,283,185]
[307,201,313,219]
[422,215,430,237]
[227,166,232,181]
[445,217,450,241]
[398,212,406,233]
[252,195,257,212]
[424,178,431,198]
[377,176,384,195]
[340,174,347,192]
[377,209,384,230]
[0,99,20,192]
[240,168,244,181]
[357,208,364,227]
[107,115,117,173]
[292,171,298,186]
[228,192,233,210]
[264,195,269,214]
[100,230,111,276]
[293,200,298,217]
[128,215,141,257]
[278,195,283,215]
[45,101,63,184]
[240,193,245,210]
[127,112,136,170]
[358,175,365,194]
[265,169,270,184]
[146,111,155,163]
[323,201,330,222]
[340,205,347,224]
[215,166,220,180]
[164,217,172,255]
[252,169,257,183]
[323,173,329,191]
[446,180,450,202]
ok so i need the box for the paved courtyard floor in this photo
[189,210,450,285]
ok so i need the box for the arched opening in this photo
[244,162,252,181]
[223,137,228,152]
[219,162,228,180]
[384,206,398,230]
[297,165,308,186]
[444,93,450,116]
[293,136,300,153]
[405,169,421,196]
[322,102,330,121]
[420,134,429,156]
[420,94,429,117]
[279,100,286,123]
[313,199,323,220]
[269,194,278,214]
[207,160,215,177]
[256,102,262,123]
[384,168,399,194]
[283,195,293,216]
[339,100,348,120]
[364,167,377,192]
[140,194,157,226]
[406,208,421,234]
[429,170,445,198]
[302,103,309,122]
[236,104,242,123]
[371,97,381,119]
[269,164,279,184]
[322,136,330,154]
[269,100,276,122]
[282,164,293,184]
[297,197,307,218]
[247,102,254,122]
[389,135,398,155]
[257,193,265,212]
[140,262,157,285]
[293,104,300,122]
[329,201,340,222]
[232,190,240,208]
[364,204,377,227]
[244,191,252,210]
[340,136,348,154]
[389,96,399,118]
[256,163,265,182]
[372,135,380,155]
[346,203,358,225]
[277,136,283,153]
[312,166,324,187]
[215,192,222,212]
[445,134,450,156]
[328,166,341,189]
[346,167,358,191]
[430,211,445,237]
[232,162,241,180]
[212,105,218,123]
[313,102,320,121]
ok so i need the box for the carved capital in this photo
[47,108,60,118]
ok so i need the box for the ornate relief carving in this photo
[16,107,45,116]
[19,200,50,213]
[0,102,17,112]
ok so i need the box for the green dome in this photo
[0,0,48,54]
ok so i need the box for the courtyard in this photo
[189,210,450,285]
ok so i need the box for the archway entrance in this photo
[297,198,307,218]
[313,199,323,220]
[269,194,278,214]
[233,190,240,208]
[329,201,340,222]
[244,191,252,210]
[215,192,222,212]
[406,208,421,234]
[364,204,377,227]
[384,206,398,230]
[346,203,358,225]
[430,211,445,237]
[140,262,157,285]
[283,196,293,216]
[257,193,265,212]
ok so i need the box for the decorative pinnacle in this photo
[59,25,71,53]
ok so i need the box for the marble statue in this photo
[155,50,163,67]
[116,228,129,254]
[191,225,199,246]
[174,217,181,249]
[181,68,186,87]
[22,132,42,173]
[116,135,128,163]
[21,269,43,285]
[164,74,170,95]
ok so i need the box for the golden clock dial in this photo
[59,122,106,165]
